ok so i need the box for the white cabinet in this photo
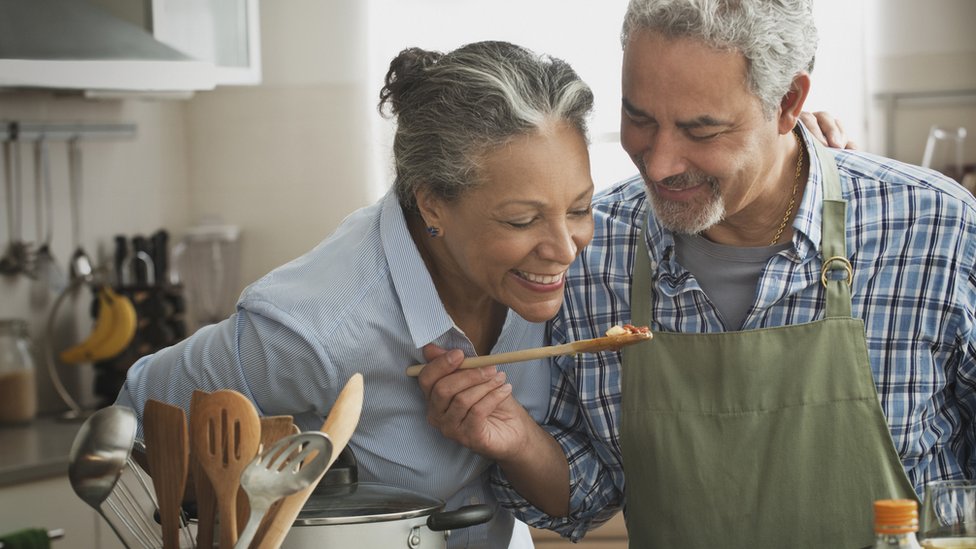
[151,0,262,85]
[0,475,120,548]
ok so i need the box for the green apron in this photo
[620,138,918,548]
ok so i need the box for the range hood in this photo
[0,0,216,92]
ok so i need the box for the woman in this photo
[117,40,596,549]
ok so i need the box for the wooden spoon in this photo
[252,373,364,549]
[190,389,261,548]
[236,416,297,535]
[405,329,653,376]
[190,390,217,549]
[143,400,190,549]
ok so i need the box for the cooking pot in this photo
[280,448,494,549]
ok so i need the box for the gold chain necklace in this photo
[770,131,804,246]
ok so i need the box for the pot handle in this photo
[426,504,494,532]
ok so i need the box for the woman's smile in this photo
[511,269,566,290]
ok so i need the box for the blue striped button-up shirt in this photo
[491,126,976,540]
[117,190,551,549]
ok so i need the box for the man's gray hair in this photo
[379,41,594,214]
[621,0,818,117]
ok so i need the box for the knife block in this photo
[91,283,187,407]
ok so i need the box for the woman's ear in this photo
[414,187,445,230]
[778,72,811,135]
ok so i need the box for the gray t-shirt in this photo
[673,233,791,330]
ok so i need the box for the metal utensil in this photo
[67,138,93,281]
[0,139,33,277]
[190,389,261,548]
[112,441,167,548]
[237,416,298,536]
[234,432,333,549]
[253,373,364,548]
[29,137,66,305]
[67,405,139,549]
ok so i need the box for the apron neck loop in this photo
[633,229,651,328]
[811,136,853,319]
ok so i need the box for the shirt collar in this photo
[379,190,455,349]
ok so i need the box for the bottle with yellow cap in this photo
[874,499,923,548]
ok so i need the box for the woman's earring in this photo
[426,226,441,237]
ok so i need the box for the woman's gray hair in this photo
[621,0,818,117]
[379,41,594,214]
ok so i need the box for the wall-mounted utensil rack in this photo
[0,120,138,278]
[0,120,138,421]
[0,121,137,142]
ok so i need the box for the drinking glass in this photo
[920,479,976,548]
[921,125,968,182]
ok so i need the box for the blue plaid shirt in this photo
[491,126,976,540]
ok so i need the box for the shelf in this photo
[873,89,976,157]
[0,121,137,142]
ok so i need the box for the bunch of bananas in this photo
[60,285,138,364]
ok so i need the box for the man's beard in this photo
[645,170,725,235]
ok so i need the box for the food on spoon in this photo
[605,324,652,337]
[583,324,653,351]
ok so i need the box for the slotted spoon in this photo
[190,389,261,548]
[233,431,333,549]
[237,416,298,536]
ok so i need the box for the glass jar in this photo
[0,319,38,424]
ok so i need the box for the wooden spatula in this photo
[251,373,364,549]
[144,400,189,549]
[190,390,217,549]
[236,416,298,536]
[190,389,261,549]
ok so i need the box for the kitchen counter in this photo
[0,415,84,488]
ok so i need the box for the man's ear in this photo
[778,72,811,135]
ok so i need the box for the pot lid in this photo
[294,482,444,526]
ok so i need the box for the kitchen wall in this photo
[865,0,976,169]
[2,1,974,416]
[183,1,377,287]
[0,94,195,412]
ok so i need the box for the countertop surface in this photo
[0,415,85,488]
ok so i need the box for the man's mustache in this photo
[648,170,718,191]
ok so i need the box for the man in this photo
[418,0,976,547]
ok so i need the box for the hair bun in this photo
[379,47,443,116]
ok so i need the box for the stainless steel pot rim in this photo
[294,481,445,526]
[292,506,440,526]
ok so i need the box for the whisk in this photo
[103,444,196,549]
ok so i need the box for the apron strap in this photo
[633,229,651,328]
[811,136,853,319]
